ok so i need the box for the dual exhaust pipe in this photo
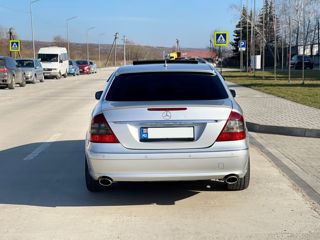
[98,175,239,186]
[98,176,113,187]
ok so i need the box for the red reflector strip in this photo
[216,131,246,141]
[91,134,119,143]
[147,108,187,111]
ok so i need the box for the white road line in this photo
[23,133,61,161]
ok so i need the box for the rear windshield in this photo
[106,72,228,101]
[76,60,88,65]
[0,59,4,66]
[16,60,34,68]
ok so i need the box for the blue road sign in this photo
[239,40,246,51]
[10,40,20,51]
[214,32,228,46]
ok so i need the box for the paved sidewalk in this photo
[227,81,320,137]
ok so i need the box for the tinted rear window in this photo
[76,60,88,65]
[0,59,5,66]
[106,72,228,101]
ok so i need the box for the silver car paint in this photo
[85,63,249,182]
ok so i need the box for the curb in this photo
[246,122,320,138]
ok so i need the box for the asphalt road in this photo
[0,68,319,240]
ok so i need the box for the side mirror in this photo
[95,91,103,100]
[230,89,236,98]
[59,60,63,63]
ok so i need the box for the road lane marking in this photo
[23,133,61,161]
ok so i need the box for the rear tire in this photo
[63,71,67,78]
[40,75,44,82]
[8,75,15,89]
[85,157,110,192]
[226,160,250,191]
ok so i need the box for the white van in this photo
[37,47,68,79]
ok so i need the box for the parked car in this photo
[290,55,314,69]
[68,60,80,76]
[204,58,217,67]
[89,61,97,74]
[38,47,69,79]
[0,56,26,89]
[76,60,91,74]
[16,58,44,83]
[85,61,250,192]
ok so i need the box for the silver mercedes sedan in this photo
[85,61,250,192]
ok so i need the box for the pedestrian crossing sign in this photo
[10,40,20,51]
[214,32,228,46]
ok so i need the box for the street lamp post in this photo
[123,35,127,65]
[66,16,77,58]
[30,0,40,59]
[86,27,95,61]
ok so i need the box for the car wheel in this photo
[40,75,44,82]
[56,72,62,79]
[73,72,76,76]
[31,75,36,84]
[20,75,26,87]
[226,160,250,191]
[63,71,67,78]
[8,75,15,89]
[85,157,110,192]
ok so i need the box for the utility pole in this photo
[106,32,119,66]
[176,39,180,52]
[274,0,277,80]
[250,0,254,74]
[86,27,95,61]
[66,16,77,58]
[253,0,256,77]
[240,0,243,71]
[114,32,119,66]
[123,35,126,65]
[318,19,320,71]
[288,0,292,83]
[246,0,249,73]
[30,0,40,59]
[302,0,305,85]
[262,0,265,79]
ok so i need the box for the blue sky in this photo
[0,0,262,48]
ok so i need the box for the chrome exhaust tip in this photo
[98,177,113,187]
[225,175,239,185]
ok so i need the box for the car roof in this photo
[116,63,215,75]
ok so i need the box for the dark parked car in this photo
[290,55,314,69]
[0,56,26,89]
[16,58,44,84]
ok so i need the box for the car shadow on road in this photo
[0,140,226,207]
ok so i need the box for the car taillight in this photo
[216,111,246,141]
[0,67,9,73]
[72,64,74,69]
[90,113,119,143]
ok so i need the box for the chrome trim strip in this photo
[112,120,221,125]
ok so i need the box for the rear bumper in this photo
[85,142,249,182]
